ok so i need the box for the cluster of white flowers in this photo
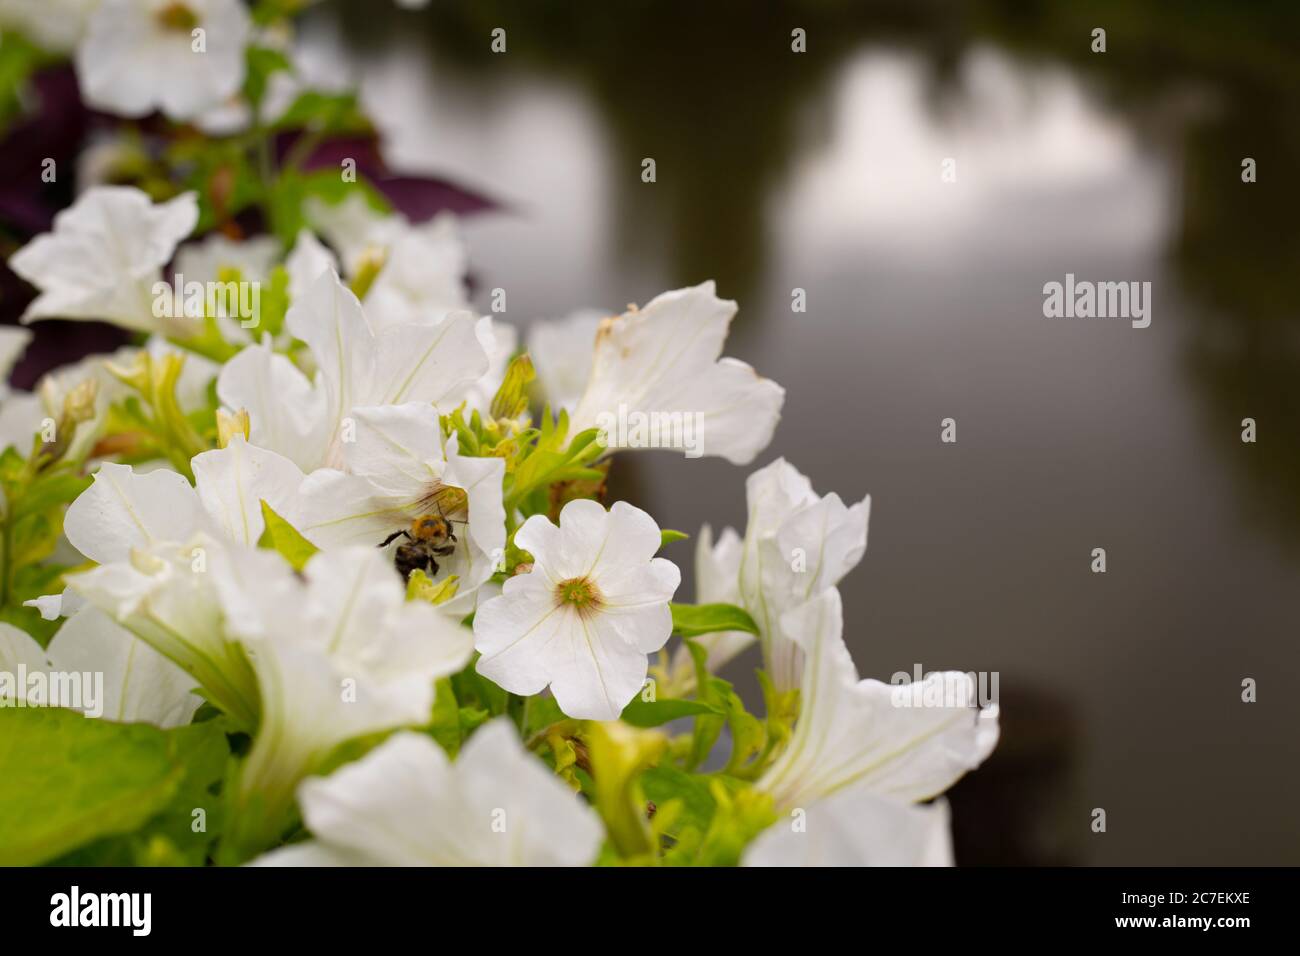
[0,3,999,867]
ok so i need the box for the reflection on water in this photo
[315,0,1300,864]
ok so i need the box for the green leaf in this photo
[659,529,690,549]
[49,719,232,866]
[256,500,319,570]
[670,602,759,638]
[619,696,721,728]
[523,695,566,737]
[641,765,717,838]
[11,472,91,522]
[679,639,766,774]
[242,45,291,110]
[684,641,726,770]
[271,90,370,136]
[0,708,188,866]
[450,657,509,717]
[428,678,461,756]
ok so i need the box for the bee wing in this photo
[422,483,470,523]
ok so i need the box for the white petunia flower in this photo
[75,0,252,122]
[174,233,279,286]
[672,457,869,691]
[216,272,503,606]
[65,536,258,727]
[211,545,474,844]
[252,721,603,867]
[0,0,97,54]
[566,282,784,465]
[66,534,472,850]
[362,213,470,330]
[218,269,487,472]
[0,611,202,727]
[738,589,995,867]
[756,588,999,811]
[306,197,469,329]
[57,438,307,728]
[291,403,505,609]
[527,308,604,413]
[9,186,197,333]
[474,499,681,721]
[744,791,954,867]
[64,438,304,559]
[173,233,282,342]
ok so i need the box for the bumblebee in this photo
[379,514,460,580]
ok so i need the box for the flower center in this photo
[555,577,603,614]
[155,2,199,32]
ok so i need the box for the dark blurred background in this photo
[12,0,1300,864]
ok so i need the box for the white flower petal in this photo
[217,339,331,472]
[285,229,339,302]
[285,270,375,448]
[363,213,469,330]
[236,637,421,833]
[0,327,32,382]
[745,791,953,867]
[76,0,251,122]
[543,610,654,720]
[23,590,82,622]
[527,309,603,413]
[248,840,366,867]
[441,436,506,577]
[475,499,678,719]
[343,403,443,498]
[291,722,602,866]
[740,458,870,689]
[304,193,395,274]
[10,187,197,331]
[0,0,97,54]
[473,573,566,698]
[234,544,472,843]
[757,589,999,809]
[0,622,48,675]
[569,282,784,464]
[174,233,278,285]
[65,539,259,729]
[64,461,208,564]
[192,437,307,547]
[456,315,519,415]
[368,312,488,408]
[292,468,407,549]
[550,498,615,580]
[46,606,202,727]
[0,392,44,455]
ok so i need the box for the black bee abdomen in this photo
[395,543,429,580]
